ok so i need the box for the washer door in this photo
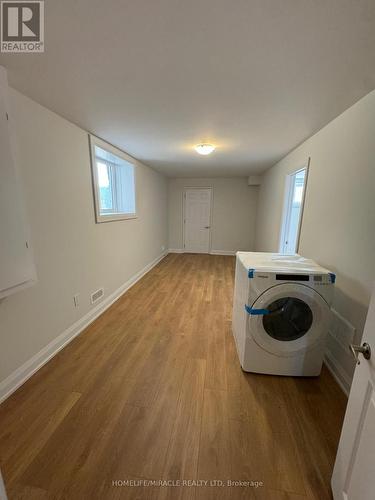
[247,283,330,357]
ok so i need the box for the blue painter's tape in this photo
[248,268,255,278]
[251,308,270,315]
[329,272,336,284]
[245,305,270,315]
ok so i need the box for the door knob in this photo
[350,342,371,365]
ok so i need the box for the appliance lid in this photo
[237,251,333,276]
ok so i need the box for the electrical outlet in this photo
[73,294,80,308]
[161,245,165,251]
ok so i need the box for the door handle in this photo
[204,226,210,229]
[350,342,371,365]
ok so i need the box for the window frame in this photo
[89,135,137,223]
[278,159,309,254]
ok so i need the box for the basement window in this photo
[89,135,137,223]
[279,163,308,254]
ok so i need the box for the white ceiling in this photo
[1,0,375,177]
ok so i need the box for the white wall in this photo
[255,90,375,391]
[168,178,258,254]
[0,89,168,388]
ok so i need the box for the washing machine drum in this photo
[247,283,330,357]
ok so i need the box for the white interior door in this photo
[331,285,375,500]
[183,188,212,253]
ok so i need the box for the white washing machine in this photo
[232,252,335,376]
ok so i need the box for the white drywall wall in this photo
[0,89,168,385]
[255,90,375,389]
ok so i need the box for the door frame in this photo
[278,158,310,254]
[182,187,213,253]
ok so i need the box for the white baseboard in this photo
[210,250,237,256]
[324,349,351,396]
[168,249,236,256]
[0,251,168,404]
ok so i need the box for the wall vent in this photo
[329,307,356,349]
[91,288,104,304]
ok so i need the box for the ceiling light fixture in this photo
[194,143,216,155]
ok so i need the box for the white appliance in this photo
[232,252,335,376]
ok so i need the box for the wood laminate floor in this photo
[0,254,347,500]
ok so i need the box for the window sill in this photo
[95,213,137,223]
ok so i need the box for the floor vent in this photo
[91,288,104,304]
